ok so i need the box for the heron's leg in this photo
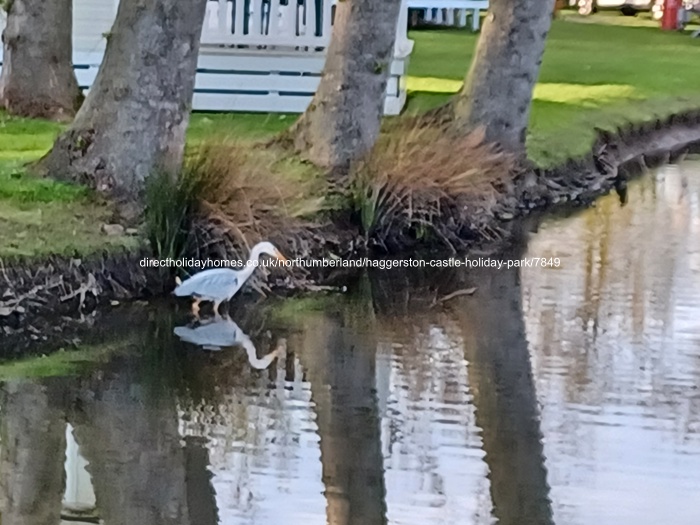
[213,300,223,319]
[191,298,201,318]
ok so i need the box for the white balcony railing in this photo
[201,0,414,56]
[201,0,333,48]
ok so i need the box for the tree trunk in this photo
[289,0,403,173]
[451,0,554,154]
[32,0,208,217]
[0,0,82,121]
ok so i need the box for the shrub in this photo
[185,140,324,238]
[144,167,204,261]
[350,124,515,250]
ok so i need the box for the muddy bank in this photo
[2,109,700,335]
[0,304,157,360]
[0,223,360,340]
[0,248,165,348]
[0,248,164,314]
[512,110,700,214]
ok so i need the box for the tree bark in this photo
[0,380,67,525]
[289,0,403,173]
[451,0,555,154]
[0,0,82,121]
[32,0,208,216]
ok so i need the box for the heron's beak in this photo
[275,250,288,262]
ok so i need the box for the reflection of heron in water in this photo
[174,316,286,370]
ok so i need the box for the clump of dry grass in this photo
[185,140,325,242]
[351,124,516,251]
[174,140,330,292]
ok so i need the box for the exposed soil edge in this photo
[3,108,700,344]
[0,247,169,351]
[511,110,700,216]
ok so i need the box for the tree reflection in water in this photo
[0,380,66,525]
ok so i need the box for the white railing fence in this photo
[406,0,488,31]
[0,0,417,115]
[202,0,415,53]
[202,0,334,48]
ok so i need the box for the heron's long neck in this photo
[237,244,265,286]
[237,261,257,286]
[241,335,282,370]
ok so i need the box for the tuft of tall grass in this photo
[184,140,324,239]
[351,125,515,246]
[144,168,204,261]
[145,140,324,269]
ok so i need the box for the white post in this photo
[457,8,467,27]
[435,7,444,24]
[471,7,479,31]
[322,0,334,45]
[217,0,229,35]
[278,1,296,36]
[306,0,318,43]
[234,0,245,35]
[250,0,263,35]
[290,0,309,36]
[268,0,280,35]
[395,0,410,54]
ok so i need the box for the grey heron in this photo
[174,241,288,316]
[174,316,287,370]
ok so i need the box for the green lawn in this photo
[1,15,699,258]
[6,16,699,167]
[405,16,700,165]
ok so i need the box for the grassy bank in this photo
[1,14,700,259]
[406,14,700,166]
[0,159,139,258]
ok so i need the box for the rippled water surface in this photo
[1,161,699,525]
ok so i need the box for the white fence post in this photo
[395,0,411,55]
[216,0,228,36]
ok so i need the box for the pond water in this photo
[1,161,699,525]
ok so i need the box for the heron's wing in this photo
[175,269,240,298]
